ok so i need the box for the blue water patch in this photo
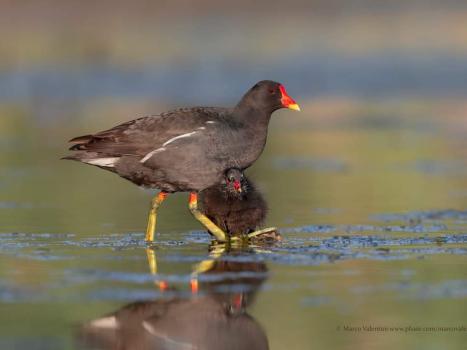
[351,279,467,300]
[302,295,334,307]
[407,159,467,176]
[3,52,467,119]
[372,209,467,222]
[0,202,34,209]
[273,157,348,172]
[0,338,65,350]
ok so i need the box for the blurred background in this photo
[3,0,467,112]
[0,1,466,350]
[1,0,466,231]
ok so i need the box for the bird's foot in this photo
[247,227,279,239]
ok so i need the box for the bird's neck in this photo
[233,101,273,128]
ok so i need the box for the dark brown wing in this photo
[67,107,231,157]
[68,117,154,155]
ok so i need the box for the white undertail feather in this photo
[84,157,120,167]
[89,316,119,329]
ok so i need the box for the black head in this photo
[236,80,300,114]
[222,168,246,198]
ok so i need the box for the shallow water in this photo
[1,99,466,350]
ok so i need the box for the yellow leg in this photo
[146,248,158,275]
[190,241,227,293]
[146,247,168,291]
[145,191,168,242]
[192,243,226,275]
[188,192,227,243]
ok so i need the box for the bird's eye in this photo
[268,89,275,94]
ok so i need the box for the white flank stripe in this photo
[206,121,215,124]
[142,321,195,349]
[85,157,119,167]
[142,321,160,336]
[162,131,198,147]
[90,316,119,329]
[140,147,166,163]
[197,126,206,130]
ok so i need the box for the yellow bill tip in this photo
[288,103,301,111]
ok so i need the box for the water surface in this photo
[1,97,466,349]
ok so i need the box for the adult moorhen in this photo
[64,80,299,242]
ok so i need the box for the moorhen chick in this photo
[199,168,281,243]
[63,80,299,242]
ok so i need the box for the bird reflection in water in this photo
[78,246,270,350]
[78,168,280,349]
